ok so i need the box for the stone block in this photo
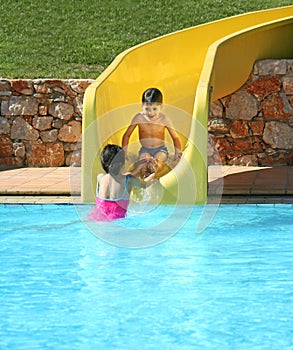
[230,120,249,138]
[58,121,81,142]
[11,117,39,141]
[210,100,223,118]
[32,116,53,131]
[0,80,11,91]
[26,140,64,166]
[283,77,293,95]
[0,117,10,134]
[253,59,287,75]
[65,149,81,166]
[263,121,293,149]
[0,135,13,156]
[40,129,58,143]
[48,102,75,120]
[13,142,25,157]
[262,94,293,119]
[11,80,34,95]
[249,121,264,135]
[1,96,39,116]
[226,90,258,120]
[246,76,281,100]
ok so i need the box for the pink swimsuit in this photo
[88,175,130,221]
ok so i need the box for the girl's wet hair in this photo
[100,144,125,175]
[142,88,163,104]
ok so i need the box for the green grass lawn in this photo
[0,0,292,79]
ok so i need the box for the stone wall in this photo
[0,79,93,168]
[208,59,293,166]
[0,59,292,169]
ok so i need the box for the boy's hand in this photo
[174,151,182,161]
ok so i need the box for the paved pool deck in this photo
[0,166,292,204]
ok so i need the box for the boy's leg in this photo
[139,152,152,162]
[134,149,170,180]
[153,151,168,163]
[143,151,171,181]
[153,151,168,174]
[132,152,152,179]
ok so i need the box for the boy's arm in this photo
[122,120,137,160]
[166,125,182,160]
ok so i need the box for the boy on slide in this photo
[122,88,182,181]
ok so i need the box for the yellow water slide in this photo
[82,6,293,204]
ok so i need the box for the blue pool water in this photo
[0,204,292,350]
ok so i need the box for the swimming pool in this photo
[1,204,292,349]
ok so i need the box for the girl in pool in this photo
[88,144,149,221]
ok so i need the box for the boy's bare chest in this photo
[138,122,165,136]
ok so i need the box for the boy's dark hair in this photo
[100,144,125,176]
[142,88,163,104]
